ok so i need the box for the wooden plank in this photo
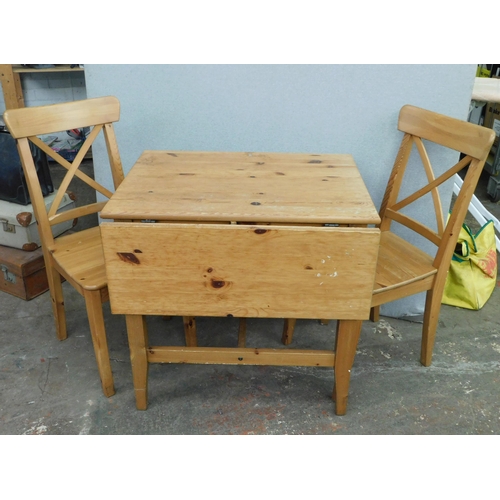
[101,223,380,319]
[0,64,24,109]
[100,151,381,226]
[11,64,84,73]
[129,150,357,166]
[147,346,336,367]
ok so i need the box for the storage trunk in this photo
[0,244,54,300]
[0,191,77,251]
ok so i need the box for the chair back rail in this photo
[398,104,494,158]
[3,96,120,139]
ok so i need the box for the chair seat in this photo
[373,231,437,294]
[51,226,107,291]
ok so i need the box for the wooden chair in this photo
[101,222,380,415]
[3,96,195,397]
[283,104,495,367]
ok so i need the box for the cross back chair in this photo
[4,97,124,397]
[3,96,195,397]
[283,104,495,368]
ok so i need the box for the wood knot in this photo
[211,279,226,288]
[117,252,141,264]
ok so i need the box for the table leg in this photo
[125,314,149,410]
[281,318,296,345]
[370,306,380,322]
[333,320,362,415]
[238,318,247,347]
[183,316,197,347]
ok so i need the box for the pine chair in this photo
[283,104,495,367]
[3,96,195,397]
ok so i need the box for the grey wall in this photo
[85,64,477,317]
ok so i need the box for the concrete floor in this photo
[1,163,499,435]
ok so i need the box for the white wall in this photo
[85,64,478,317]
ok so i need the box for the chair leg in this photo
[45,261,67,341]
[333,320,362,415]
[282,318,296,345]
[183,316,197,347]
[420,289,441,367]
[83,289,115,397]
[370,305,380,322]
[126,314,149,410]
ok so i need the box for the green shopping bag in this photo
[442,220,497,310]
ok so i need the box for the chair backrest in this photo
[379,104,495,271]
[101,222,380,320]
[3,96,124,249]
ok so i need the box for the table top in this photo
[101,150,380,225]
